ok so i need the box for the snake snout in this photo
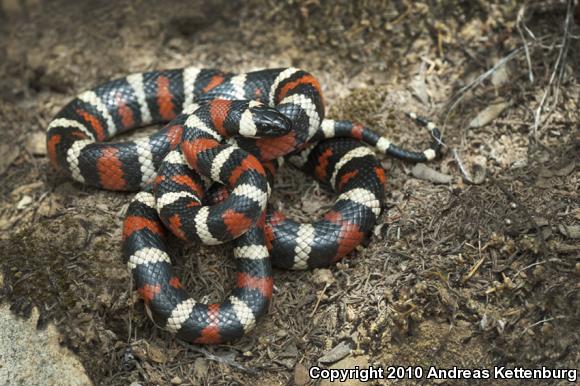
[251,106,293,137]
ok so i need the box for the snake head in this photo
[248,104,293,137]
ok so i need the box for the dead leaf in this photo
[11,181,44,197]
[0,143,20,175]
[468,101,511,128]
[410,75,429,106]
[558,224,580,239]
[491,62,511,87]
[411,163,453,184]
[147,344,168,364]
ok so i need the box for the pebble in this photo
[16,195,33,209]
[293,362,310,386]
[26,132,47,156]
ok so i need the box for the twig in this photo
[444,35,551,128]
[444,47,524,127]
[463,255,486,283]
[309,283,330,317]
[127,275,134,343]
[516,5,534,83]
[452,148,471,182]
[515,260,547,277]
[520,315,566,337]
[532,0,574,138]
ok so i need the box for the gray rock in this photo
[0,303,92,385]
[318,341,352,364]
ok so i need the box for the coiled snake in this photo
[47,67,441,343]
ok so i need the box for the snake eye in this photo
[250,105,293,137]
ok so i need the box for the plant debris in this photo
[0,1,578,384]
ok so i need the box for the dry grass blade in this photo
[532,0,575,138]
[517,6,535,83]
[444,33,555,129]
[444,47,524,127]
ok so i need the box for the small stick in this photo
[532,0,574,138]
[444,35,552,128]
[452,148,472,182]
[309,283,330,317]
[463,255,486,283]
[516,5,535,83]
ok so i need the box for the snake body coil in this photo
[47,67,442,343]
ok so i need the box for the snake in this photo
[46,67,442,343]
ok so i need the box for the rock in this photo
[170,376,182,385]
[274,357,297,369]
[294,362,310,385]
[410,75,429,106]
[26,132,47,156]
[0,303,92,385]
[275,343,299,368]
[318,341,352,364]
[320,355,370,386]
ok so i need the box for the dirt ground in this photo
[0,0,578,385]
